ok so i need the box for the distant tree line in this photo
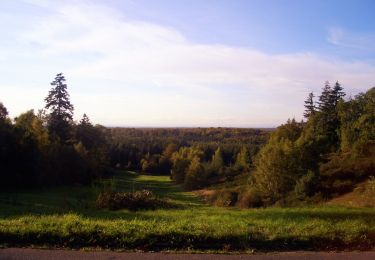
[108,127,269,189]
[0,73,270,189]
[0,73,109,188]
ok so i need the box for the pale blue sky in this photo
[1,0,374,127]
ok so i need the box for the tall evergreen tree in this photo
[45,73,74,143]
[303,92,316,119]
[0,102,9,121]
[317,81,334,113]
[331,81,345,106]
[211,147,224,174]
[79,113,92,127]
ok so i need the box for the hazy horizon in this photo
[1,0,375,127]
[103,124,277,129]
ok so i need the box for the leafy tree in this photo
[45,73,74,143]
[233,146,251,173]
[184,156,206,190]
[253,136,302,204]
[163,143,178,158]
[251,119,304,204]
[0,102,17,187]
[338,87,374,153]
[294,170,317,199]
[274,118,303,142]
[211,147,224,175]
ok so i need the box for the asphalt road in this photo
[1,248,375,260]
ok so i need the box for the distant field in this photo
[1,172,375,251]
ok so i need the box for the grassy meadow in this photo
[1,171,375,251]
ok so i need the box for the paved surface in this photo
[1,248,375,260]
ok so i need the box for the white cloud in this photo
[328,26,375,52]
[2,2,375,126]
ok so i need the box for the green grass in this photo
[1,171,375,251]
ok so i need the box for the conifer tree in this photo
[317,81,333,113]
[45,73,74,143]
[76,113,100,149]
[331,81,345,106]
[184,156,205,190]
[0,102,8,121]
[211,147,224,174]
[303,92,316,119]
[234,146,251,172]
[79,113,92,127]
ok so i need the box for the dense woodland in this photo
[1,74,374,208]
[234,82,375,207]
[0,74,110,187]
[108,127,269,186]
[0,73,269,189]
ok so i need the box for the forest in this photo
[1,73,375,251]
[208,82,375,207]
[0,74,374,207]
[0,73,269,190]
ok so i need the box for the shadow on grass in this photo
[0,171,203,220]
[2,230,374,251]
[246,207,375,222]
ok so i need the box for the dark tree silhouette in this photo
[76,113,95,149]
[0,102,9,120]
[303,92,316,119]
[45,73,74,143]
[331,81,345,106]
[80,113,92,127]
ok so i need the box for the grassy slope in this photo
[1,172,375,251]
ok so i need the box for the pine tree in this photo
[45,73,74,143]
[0,102,9,121]
[331,81,345,106]
[315,81,346,149]
[303,92,316,119]
[211,147,224,174]
[76,113,102,149]
[79,113,92,127]
[317,81,334,113]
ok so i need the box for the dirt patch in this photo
[328,181,375,208]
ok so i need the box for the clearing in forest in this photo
[1,172,375,251]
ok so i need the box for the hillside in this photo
[328,179,375,208]
[1,171,375,251]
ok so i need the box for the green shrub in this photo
[294,170,317,199]
[237,188,263,208]
[214,191,238,207]
[96,189,176,211]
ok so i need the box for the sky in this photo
[1,0,374,127]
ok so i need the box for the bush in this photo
[237,188,263,208]
[96,189,176,211]
[294,170,317,199]
[213,191,238,207]
[355,176,375,196]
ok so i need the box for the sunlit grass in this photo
[1,172,375,251]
